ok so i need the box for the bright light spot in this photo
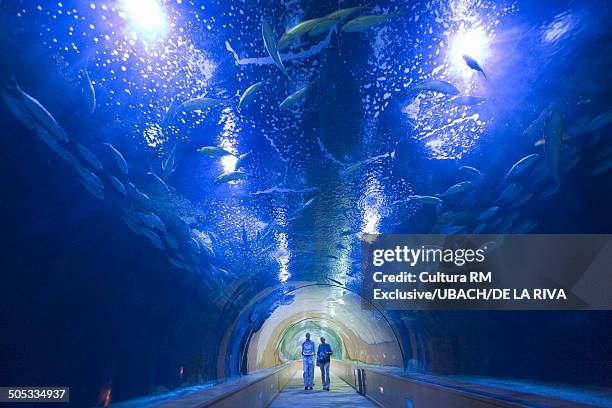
[360,177,384,234]
[143,123,166,147]
[221,155,238,173]
[449,25,490,77]
[362,208,381,234]
[121,0,168,39]
[219,109,238,173]
[276,232,291,283]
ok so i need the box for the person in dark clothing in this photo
[317,337,333,391]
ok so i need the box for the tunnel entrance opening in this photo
[277,317,345,362]
[228,283,405,374]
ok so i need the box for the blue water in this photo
[0,0,611,406]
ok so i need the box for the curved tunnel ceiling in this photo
[4,0,610,316]
[1,1,612,404]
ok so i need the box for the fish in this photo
[560,154,580,174]
[303,196,317,209]
[577,109,612,135]
[324,4,371,21]
[405,80,459,96]
[440,224,464,234]
[588,155,612,177]
[168,257,185,270]
[239,81,268,108]
[142,213,166,232]
[76,166,105,200]
[76,165,104,191]
[278,18,323,49]
[476,206,499,222]
[498,183,521,202]
[80,68,96,113]
[487,218,502,230]
[341,229,360,236]
[308,19,340,37]
[104,143,128,175]
[592,145,612,163]
[530,162,550,184]
[340,160,365,179]
[565,115,591,139]
[440,181,472,196]
[75,142,103,171]
[36,129,76,164]
[341,13,400,32]
[504,154,540,179]
[162,145,177,179]
[462,54,487,79]
[126,182,150,205]
[513,220,538,234]
[407,195,443,206]
[79,178,105,200]
[496,217,515,233]
[108,174,127,196]
[262,21,290,78]
[510,192,533,208]
[188,238,201,254]
[140,228,165,251]
[459,165,482,179]
[279,81,314,109]
[178,97,227,114]
[162,96,182,126]
[473,223,486,234]
[539,183,561,198]
[197,146,234,157]
[215,170,250,184]
[6,80,69,142]
[544,110,563,182]
[451,95,486,106]
[1,85,37,129]
[235,151,252,170]
[147,170,170,193]
[164,232,179,250]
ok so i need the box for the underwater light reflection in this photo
[449,25,491,78]
[120,0,169,39]
[276,232,291,283]
[219,109,239,173]
[360,177,385,235]
[542,11,576,44]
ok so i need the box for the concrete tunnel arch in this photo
[217,283,406,376]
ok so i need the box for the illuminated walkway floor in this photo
[268,372,377,407]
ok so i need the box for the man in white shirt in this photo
[301,332,315,390]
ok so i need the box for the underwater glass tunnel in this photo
[0,0,611,407]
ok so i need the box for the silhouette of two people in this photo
[301,333,333,391]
